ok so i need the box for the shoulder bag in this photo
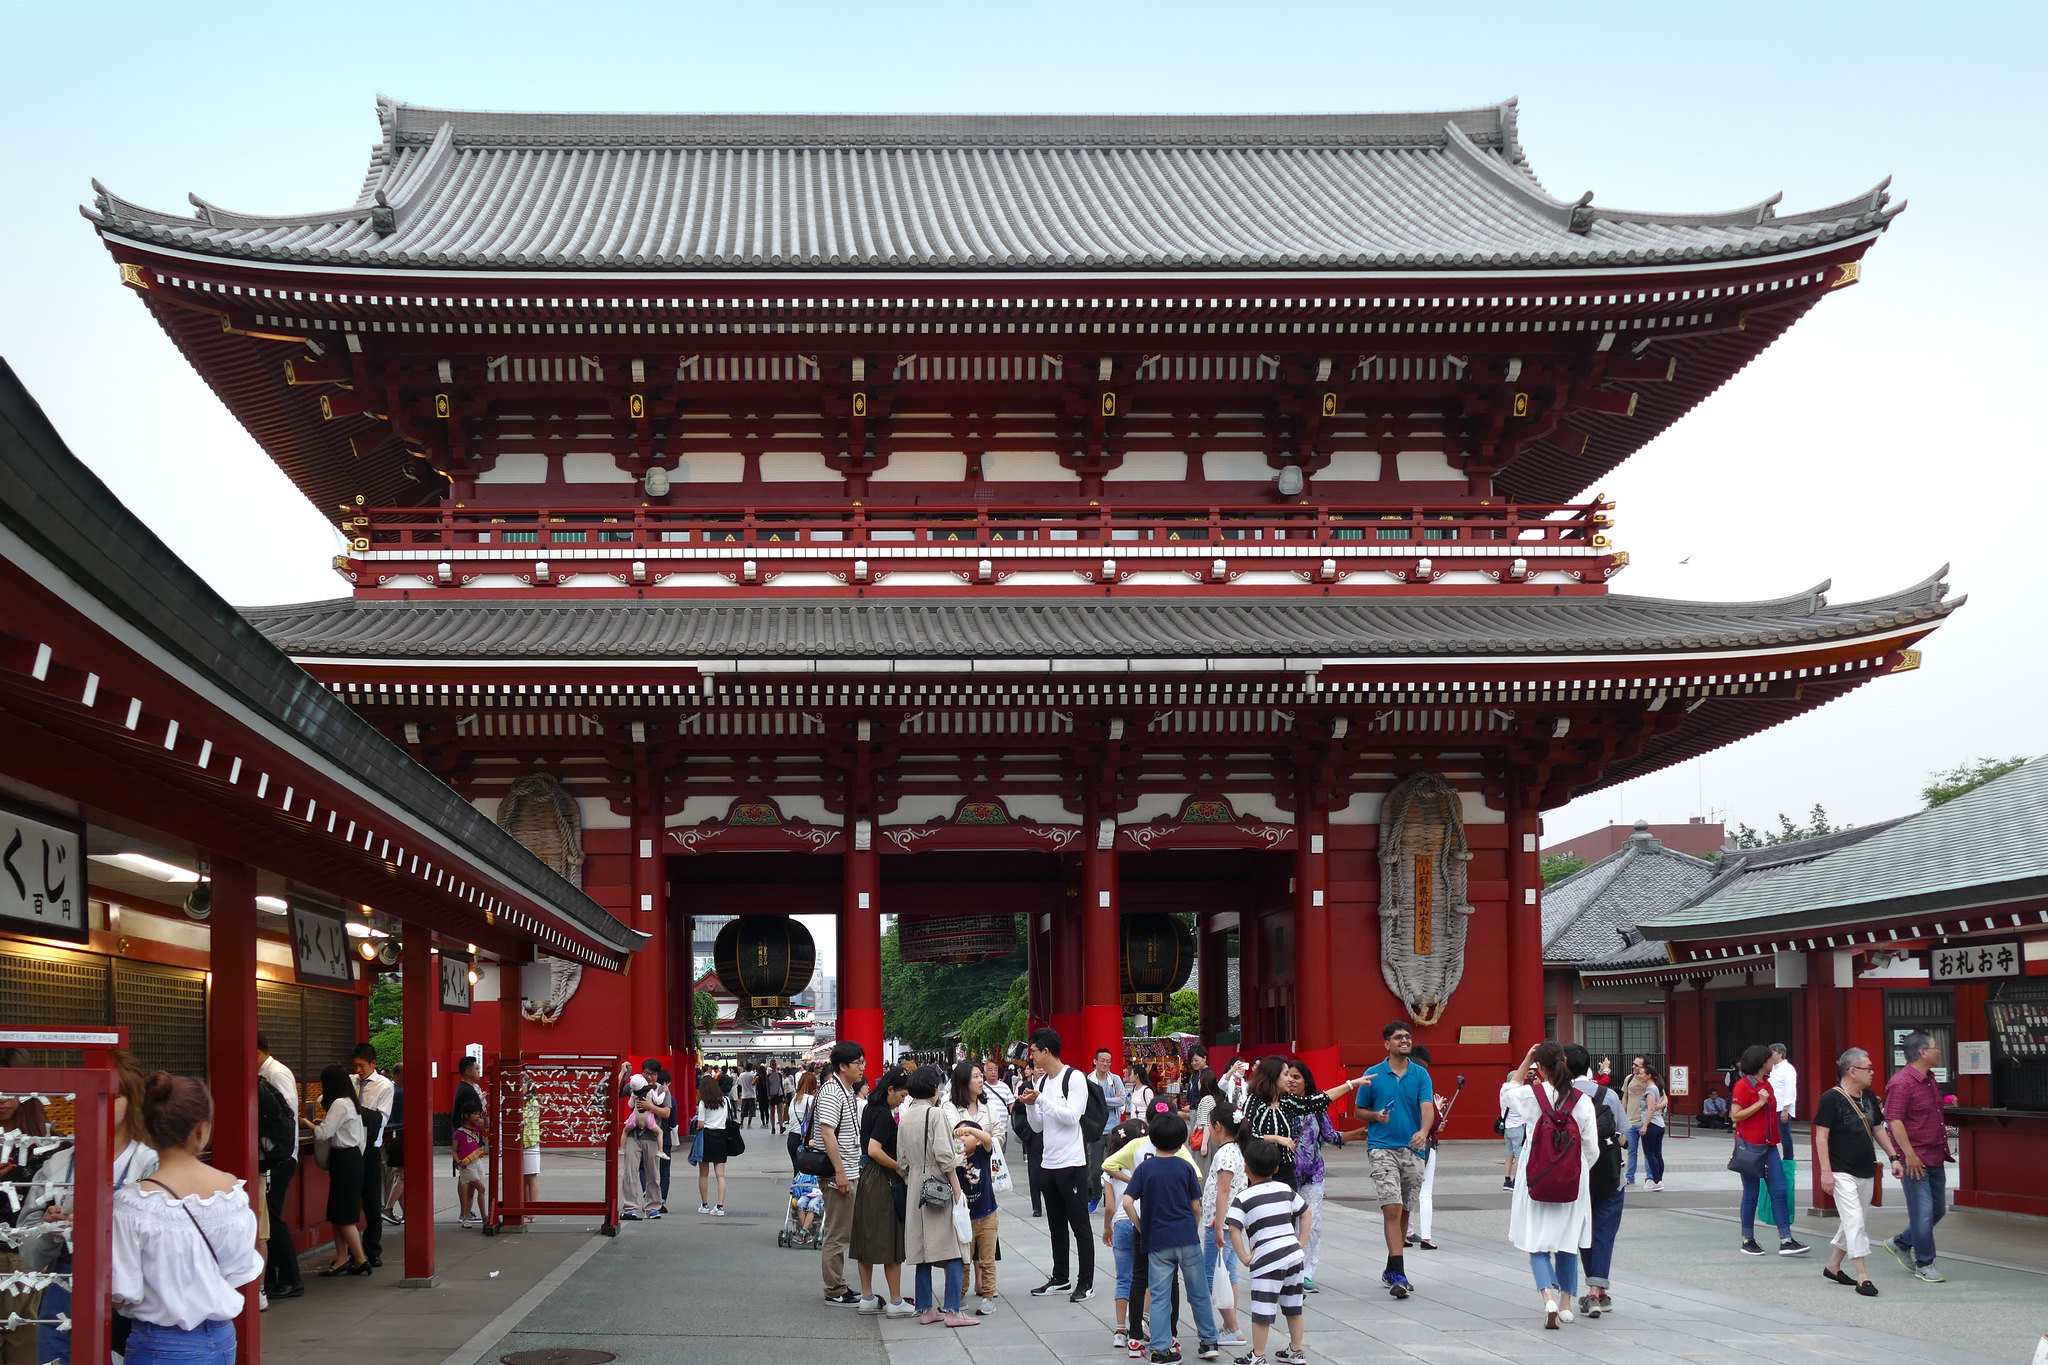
[1726,1080,1774,1177]
[794,1084,836,1178]
[918,1109,953,1210]
[1832,1085,1888,1162]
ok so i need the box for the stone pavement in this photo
[431,1122,2046,1365]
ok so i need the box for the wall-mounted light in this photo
[90,853,199,882]
[358,940,379,961]
[256,895,289,913]
[468,969,481,986]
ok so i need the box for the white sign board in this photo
[1669,1065,1690,1097]
[1957,1041,1991,1076]
[0,800,87,943]
[440,951,473,1014]
[290,904,354,985]
[1931,941,2021,982]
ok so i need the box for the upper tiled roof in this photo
[1543,824,1716,968]
[1641,758,2048,938]
[242,573,1956,662]
[86,97,1899,273]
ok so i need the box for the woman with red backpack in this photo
[1500,1042,1598,1330]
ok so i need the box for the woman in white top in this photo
[1126,1067,1156,1124]
[313,1066,370,1276]
[693,1075,731,1215]
[114,1072,264,1364]
[1500,1042,1599,1330]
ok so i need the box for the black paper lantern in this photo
[714,917,817,1019]
[1120,913,1195,1013]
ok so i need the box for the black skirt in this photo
[325,1145,364,1227]
[698,1125,729,1165]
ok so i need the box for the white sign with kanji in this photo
[0,800,86,943]
[1931,941,2020,982]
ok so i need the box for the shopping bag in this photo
[1211,1252,1235,1316]
[990,1145,1014,1195]
[952,1195,973,1245]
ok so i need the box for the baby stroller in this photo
[778,1168,824,1249]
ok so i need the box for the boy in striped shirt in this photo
[1226,1139,1309,1365]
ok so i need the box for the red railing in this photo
[352,499,1610,553]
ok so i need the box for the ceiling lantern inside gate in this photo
[715,917,817,1020]
[1121,913,1197,1015]
[1379,773,1475,1028]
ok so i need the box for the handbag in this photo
[725,1109,747,1159]
[794,1086,837,1179]
[312,1135,332,1170]
[1727,1138,1771,1178]
[918,1110,953,1210]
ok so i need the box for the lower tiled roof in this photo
[246,578,1956,661]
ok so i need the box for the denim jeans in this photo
[914,1258,964,1313]
[1529,1250,1579,1296]
[1891,1165,1947,1267]
[1640,1125,1666,1183]
[1202,1230,1237,1302]
[1779,1113,1796,1160]
[1738,1145,1793,1240]
[126,1319,238,1365]
[1624,1125,1642,1184]
[35,1265,70,1365]
[1147,1242,1218,1353]
[1113,1218,1136,1301]
[1582,1189,1625,1287]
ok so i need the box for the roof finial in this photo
[1568,190,1596,235]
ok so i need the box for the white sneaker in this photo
[975,1297,996,1316]
[884,1300,919,1318]
[711,1206,727,1217]
[259,1290,269,1311]
[698,1203,713,1214]
[857,1295,883,1314]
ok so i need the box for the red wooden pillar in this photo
[1294,775,1340,1100]
[1026,910,1048,1038]
[1806,948,1838,1213]
[205,858,261,1362]
[1197,912,1227,1046]
[841,837,884,1080]
[1239,908,1264,1050]
[672,909,696,1081]
[399,924,440,1287]
[1694,977,1717,1098]
[1049,898,1082,1053]
[1505,780,1545,1055]
[1080,803,1123,1074]
[498,965,526,1229]
[629,771,669,1067]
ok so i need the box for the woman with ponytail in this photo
[112,1073,264,1363]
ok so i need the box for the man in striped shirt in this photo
[811,1041,868,1306]
[1226,1140,1308,1365]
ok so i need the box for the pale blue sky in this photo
[4,2,2042,845]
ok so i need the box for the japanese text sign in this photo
[1931,941,2019,982]
[0,799,87,943]
[290,904,353,985]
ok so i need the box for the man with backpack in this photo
[1019,1027,1103,1303]
[1565,1044,1629,1318]
[256,1034,304,1301]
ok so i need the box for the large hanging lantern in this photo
[714,918,817,1020]
[1120,914,1195,1014]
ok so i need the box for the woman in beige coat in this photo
[900,1066,977,1327]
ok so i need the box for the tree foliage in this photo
[1152,989,1201,1036]
[693,989,719,1034]
[959,974,1029,1062]
[880,917,1028,1051]
[1922,756,2029,808]
[368,973,403,1068]
[1730,804,1846,848]
[1540,853,1587,886]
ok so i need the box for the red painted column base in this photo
[840,1007,885,1080]
[1081,1004,1124,1077]
[1049,1013,1082,1058]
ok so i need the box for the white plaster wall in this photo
[1396,451,1459,481]
[477,452,549,483]
[1105,452,1188,482]
[760,453,835,482]
[1201,452,1272,481]
[561,453,636,484]
[672,453,747,484]
[1319,452,1382,481]
[983,451,1076,482]
[872,452,967,482]
[580,795,630,831]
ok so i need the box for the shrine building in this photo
[73,97,1958,1111]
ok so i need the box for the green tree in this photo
[880,918,1028,1051]
[959,974,1028,1062]
[368,972,403,1067]
[1729,803,1845,848]
[693,989,719,1034]
[1922,756,2029,808]
[1541,853,1587,886]
[1152,989,1201,1036]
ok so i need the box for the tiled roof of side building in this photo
[1542,823,1717,968]
[85,97,1900,273]
[1640,757,2048,938]
[242,575,1957,661]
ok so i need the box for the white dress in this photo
[111,1179,265,1329]
[1501,1081,1598,1255]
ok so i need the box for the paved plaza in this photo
[267,1125,2048,1365]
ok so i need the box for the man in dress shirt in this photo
[1767,1044,1799,1161]
[352,1043,396,1267]
[255,1033,304,1300]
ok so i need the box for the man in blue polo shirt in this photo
[1354,1021,1435,1300]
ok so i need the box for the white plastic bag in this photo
[990,1145,1014,1194]
[1211,1249,1235,1317]
[952,1195,973,1245]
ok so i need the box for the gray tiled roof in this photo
[86,97,1899,273]
[241,574,1956,661]
[1542,826,1716,968]
[1641,757,2048,938]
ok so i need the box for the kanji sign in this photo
[0,799,87,944]
[1931,940,2020,982]
[290,903,353,985]
[441,950,474,1014]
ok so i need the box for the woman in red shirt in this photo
[1731,1044,1807,1258]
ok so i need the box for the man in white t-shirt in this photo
[255,1033,303,1300]
[1768,1044,1799,1161]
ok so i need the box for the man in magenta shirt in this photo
[1883,1031,1950,1282]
